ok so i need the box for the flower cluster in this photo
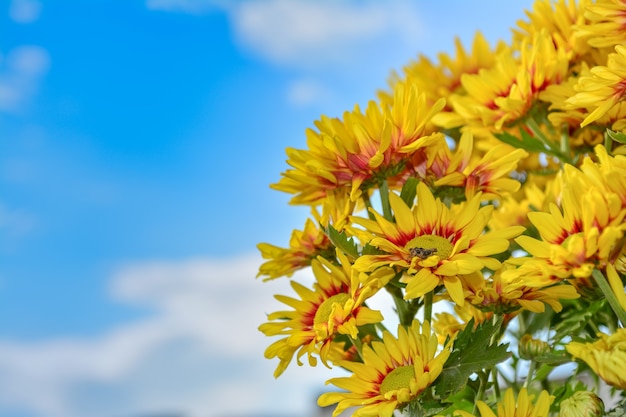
[258,1,626,416]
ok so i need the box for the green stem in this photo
[379,180,393,222]
[473,372,489,415]
[524,360,536,388]
[592,268,626,327]
[491,368,501,401]
[423,291,433,324]
[349,335,363,362]
[362,193,376,221]
[560,123,571,164]
[385,283,419,327]
[526,118,571,165]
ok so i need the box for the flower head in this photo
[272,82,444,205]
[457,388,554,417]
[575,0,626,48]
[257,211,334,280]
[514,146,626,285]
[318,320,453,417]
[430,131,528,201]
[464,264,580,314]
[567,45,626,127]
[353,182,524,305]
[566,328,626,389]
[514,0,592,62]
[259,250,392,377]
[559,391,604,417]
[434,30,569,137]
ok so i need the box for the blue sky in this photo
[0,1,535,416]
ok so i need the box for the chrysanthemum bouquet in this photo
[257,1,626,416]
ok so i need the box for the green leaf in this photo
[607,128,626,144]
[434,318,511,398]
[324,225,359,259]
[362,243,385,256]
[551,300,604,343]
[494,129,567,161]
[400,177,420,207]
[494,130,548,154]
[437,385,477,416]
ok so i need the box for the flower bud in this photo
[519,334,550,360]
[559,391,604,417]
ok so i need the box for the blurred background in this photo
[1,1,535,416]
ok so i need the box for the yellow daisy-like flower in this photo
[514,147,626,284]
[259,250,392,377]
[318,320,453,417]
[566,327,626,389]
[514,0,591,62]
[456,388,553,417]
[567,45,626,127]
[434,30,569,138]
[257,212,334,281]
[272,81,445,205]
[464,263,580,314]
[429,131,528,201]
[352,182,524,305]
[575,0,626,48]
[386,31,506,109]
[540,65,605,147]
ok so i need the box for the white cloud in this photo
[233,0,424,68]
[0,254,339,417]
[0,45,50,113]
[146,0,425,69]
[9,0,42,23]
[145,0,223,14]
[285,78,333,107]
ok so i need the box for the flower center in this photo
[314,293,350,325]
[380,365,415,394]
[407,235,453,260]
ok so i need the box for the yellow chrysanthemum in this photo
[352,182,524,305]
[514,146,626,284]
[384,31,506,109]
[575,0,626,48]
[257,212,334,281]
[567,45,626,127]
[540,65,606,147]
[272,81,445,205]
[434,30,569,138]
[566,328,626,389]
[456,388,554,417]
[514,0,592,62]
[318,320,453,417]
[259,250,392,377]
[464,263,580,314]
[428,131,528,201]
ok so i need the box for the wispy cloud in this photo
[0,45,50,113]
[145,0,223,14]
[9,0,42,24]
[285,78,333,107]
[0,255,336,417]
[146,0,425,69]
[230,0,423,68]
